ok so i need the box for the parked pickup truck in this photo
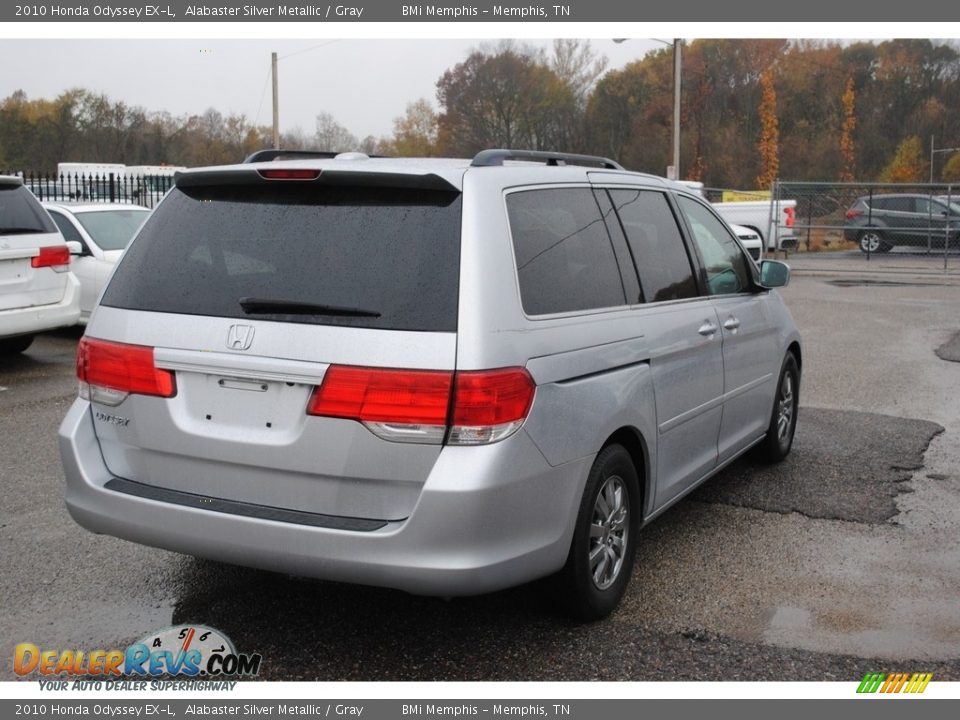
[677,181,798,251]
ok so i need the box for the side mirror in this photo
[759,260,790,289]
[65,241,84,256]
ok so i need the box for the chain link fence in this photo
[774,181,958,268]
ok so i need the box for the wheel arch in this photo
[601,426,650,519]
[787,341,802,374]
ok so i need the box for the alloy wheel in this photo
[589,475,630,590]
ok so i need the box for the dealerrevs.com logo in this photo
[14,625,261,679]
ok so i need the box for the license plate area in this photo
[0,257,30,283]
[175,372,313,437]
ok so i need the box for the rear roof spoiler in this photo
[175,168,459,194]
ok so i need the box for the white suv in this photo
[1,176,80,353]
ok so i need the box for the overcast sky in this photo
[0,38,661,140]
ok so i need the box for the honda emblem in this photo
[227,324,255,351]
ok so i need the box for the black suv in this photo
[844,193,960,253]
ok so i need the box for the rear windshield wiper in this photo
[239,297,381,318]
[0,227,46,235]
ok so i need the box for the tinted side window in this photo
[677,196,751,296]
[507,188,626,315]
[608,189,697,302]
[875,196,913,213]
[916,197,950,215]
[0,185,57,234]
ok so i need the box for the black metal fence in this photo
[4,170,175,208]
[774,181,958,267]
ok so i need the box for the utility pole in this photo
[613,38,682,179]
[672,39,681,180]
[271,52,280,150]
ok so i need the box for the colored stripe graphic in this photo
[905,673,933,694]
[857,673,885,693]
[882,673,908,693]
[857,672,932,694]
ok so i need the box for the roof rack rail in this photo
[470,149,624,170]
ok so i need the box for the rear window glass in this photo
[0,184,57,235]
[507,188,626,315]
[101,184,462,332]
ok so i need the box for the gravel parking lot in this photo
[2,266,959,681]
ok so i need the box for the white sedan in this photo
[42,203,150,323]
[730,223,763,262]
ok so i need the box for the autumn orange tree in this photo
[584,38,960,187]
[756,69,779,189]
[384,99,439,157]
[839,77,857,182]
[943,153,960,183]
[879,136,927,182]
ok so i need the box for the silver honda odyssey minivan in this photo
[60,150,801,619]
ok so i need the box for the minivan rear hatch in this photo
[89,167,463,522]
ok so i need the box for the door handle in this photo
[698,321,718,337]
[723,316,741,330]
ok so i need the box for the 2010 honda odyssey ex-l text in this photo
[59,150,801,619]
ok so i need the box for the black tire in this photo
[757,353,800,463]
[555,444,641,621]
[0,334,34,355]
[858,229,890,253]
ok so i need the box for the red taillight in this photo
[307,366,452,425]
[846,208,864,220]
[77,337,176,400]
[307,365,536,444]
[258,169,321,180]
[31,245,70,268]
[783,206,796,228]
[453,369,535,427]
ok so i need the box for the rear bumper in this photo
[59,400,589,596]
[0,273,80,339]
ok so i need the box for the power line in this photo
[279,40,341,61]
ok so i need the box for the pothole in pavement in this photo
[935,330,960,363]
[691,407,944,524]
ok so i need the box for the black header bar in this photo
[3,0,958,22]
